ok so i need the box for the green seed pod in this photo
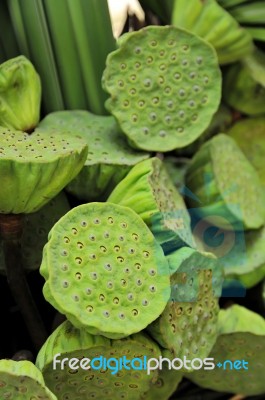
[185,134,265,230]
[0,56,41,132]
[142,349,183,400]
[223,49,265,115]
[0,359,57,399]
[36,320,161,400]
[171,0,253,65]
[40,202,170,339]
[102,25,221,152]
[0,127,87,214]
[227,117,265,187]
[36,110,149,201]
[108,157,194,253]
[187,305,265,395]
[0,192,70,273]
[147,247,223,367]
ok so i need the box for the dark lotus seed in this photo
[113,297,119,304]
[75,257,82,265]
[135,263,141,270]
[87,305,93,312]
[77,242,84,249]
[121,279,126,286]
[135,62,141,69]
[136,279,142,286]
[75,272,82,280]
[108,217,114,224]
[99,294,105,301]
[105,263,112,271]
[73,295,79,302]
[117,256,124,263]
[149,285,156,292]
[64,236,70,243]
[72,228,78,235]
[143,251,150,258]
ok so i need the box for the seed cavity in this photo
[91,272,98,280]
[75,257,82,265]
[132,309,138,316]
[142,299,149,306]
[113,297,119,304]
[75,272,82,280]
[105,263,112,271]
[87,305,93,312]
[64,236,70,243]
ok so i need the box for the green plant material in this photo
[185,134,265,230]
[139,0,174,23]
[0,127,87,214]
[0,1,19,60]
[36,320,161,400]
[42,0,88,109]
[65,0,116,114]
[0,359,57,399]
[36,110,149,201]
[40,202,170,339]
[164,157,190,191]
[176,103,233,156]
[246,27,265,42]
[0,192,70,274]
[217,0,251,8]
[102,25,221,152]
[171,0,253,65]
[187,305,265,395]
[229,1,265,24]
[227,117,265,186]
[8,0,64,112]
[223,48,265,115]
[147,247,223,366]
[0,56,41,132]
[142,349,183,400]
[108,157,194,252]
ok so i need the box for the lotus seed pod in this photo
[187,305,265,395]
[108,157,194,253]
[0,359,57,399]
[36,110,149,201]
[36,320,161,400]
[142,349,183,400]
[171,0,253,65]
[185,133,265,230]
[0,127,87,214]
[227,117,265,187]
[0,192,70,274]
[102,25,222,152]
[223,49,265,115]
[147,247,223,367]
[0,56,41,132]
[40,202,170,339]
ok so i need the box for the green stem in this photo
[0,214,47,351]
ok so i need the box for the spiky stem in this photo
[0,214,47,351]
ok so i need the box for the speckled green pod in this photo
[0,56,41,132]
[36,110,149,201]
[227,117,265,187]
[0,192,70,273]
[102,25,221,152]
[147,247,223,367]
[0,127,87,214]
[223,49,265,115]
[40,202,170,339]
[185,133,265,230]
[36,320,161,400]
[141,349,183,400]
[187,305,265,395]
[164,157,190,192]
[171,0,253,65]
[108,157,194,253]
[0,359,57,400]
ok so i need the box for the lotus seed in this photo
[100,246,107,253]
[159,130,167,137]
[104,263,112,271]
[91,272,98,280]
[179,89,185,97]
[171,53,177,61]
[149,285,156,292]
[179,110,185,118]
[117,256,124,263]
[135,263,141,270]
[138,100,145,107]
[77,242,84,249]
[72,228,78,235]
[124,267,130,273]
[113,297,119,304]
[89,254,96,260]
[150,40,157,46]
[108,217,114,224]
[87,305,93,312]
[62,264,68,271]
[189,72,196,79]
[128,248,135,254]
[136,279,142,286]
[192,114,198,121]
[104,232,109,238]
[182,59,188,66]
[127,293,134,300]
[149,269,156,276]
[75,272,82,280]
[177,127,184,133]
[73,295,79,302]
[189,100,196,107]
[135,62,141,69]
[132,233,138,240]
[121,279,126,286]
[123,100,129,107]
[64,236,70,243]
[121,222,127,228]
[159,64,166,71]
[119,235,124,241]
[118,80,124,87]
[75,257,82,265]
[143,251,150,258]
[89,234,95,241]
[150,112,157,121]
[99,294,105,301]
[86,288,92,294]
[107,281,113,289]
[130,74,136,81]
[144,78,151,87]
[120,63,126,70]
[119,313,125,319]
[61,250,68,256]
[167,100,174,108]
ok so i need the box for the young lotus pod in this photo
[227,117,265,187]
[36,110,149,201]
[0,55,41,132]
[142,349,183,400]
[187,305,265,395]
[102,25,222,152]
[36,320,161,400]
[0,127,87,214]
[185,133,265,230]
[0,192,70,273]
[223,48,265,115]
[108,157,195,253]
[0,359,57,399]
[147,247,223,367]
[40,202,170,339]
[171,0,253,64]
